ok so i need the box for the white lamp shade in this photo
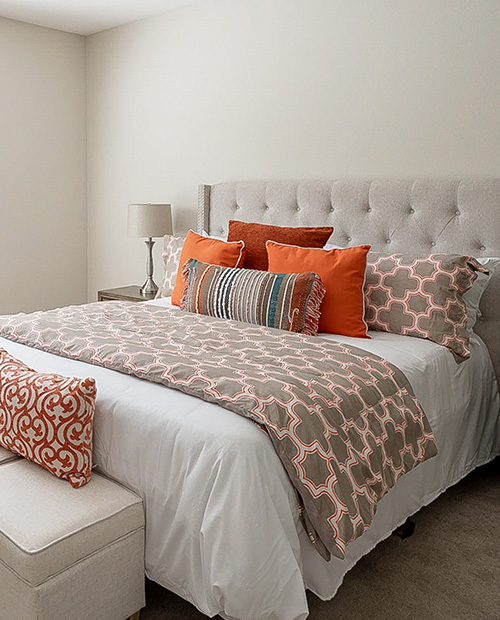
[127,203,173,238]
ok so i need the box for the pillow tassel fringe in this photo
[302,275,326,336]
[179,259,192,310]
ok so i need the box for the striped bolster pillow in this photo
[181,259,326,335]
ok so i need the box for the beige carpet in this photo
[142,457,500,620]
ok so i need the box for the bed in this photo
[2,178,500,620]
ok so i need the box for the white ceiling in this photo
[0,0,203,36]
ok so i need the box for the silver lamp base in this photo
[140,238,159,297]
[140,278,158,297]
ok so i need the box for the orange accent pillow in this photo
[227,220,333,271]
[171,230,246,305]
[0,348,96,488]
[266,241,371,338]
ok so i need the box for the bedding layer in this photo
[0,297,498,620]
[0,301,437,560]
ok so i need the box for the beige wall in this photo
[86,0,500,299]
[0,17,87,314]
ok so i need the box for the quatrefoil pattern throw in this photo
[364,254,487,359]
[0,302,437,559]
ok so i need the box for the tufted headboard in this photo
[198,179,500,385]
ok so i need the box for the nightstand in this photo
[97,286,156,302]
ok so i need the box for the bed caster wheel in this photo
[394,518,416,539]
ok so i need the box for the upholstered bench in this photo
[0,458,145,620]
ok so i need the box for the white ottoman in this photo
[0,459,145,620]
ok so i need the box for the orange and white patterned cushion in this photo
[0,349,96,487]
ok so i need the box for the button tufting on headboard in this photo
[199,178,500,386]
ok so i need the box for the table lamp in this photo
[127,203,172,297]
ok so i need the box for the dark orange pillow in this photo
[171,230,246,305]
[227,220,333,271]
[266,241,370,338]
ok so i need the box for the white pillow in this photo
[201,230,226,241]
[324,243,345,251]
[463,257,500,330]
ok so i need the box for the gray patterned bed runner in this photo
[0,302,437,560]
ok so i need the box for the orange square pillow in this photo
[266,241,370,338]
[171,230,246,305]
[227,220,333,271]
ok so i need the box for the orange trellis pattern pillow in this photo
[0,349,96,487]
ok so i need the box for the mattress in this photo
[1,296,499,620]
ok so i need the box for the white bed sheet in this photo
[1,298,499,620]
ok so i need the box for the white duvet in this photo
[1,297,499,620]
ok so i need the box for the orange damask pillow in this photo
[266,241,371,338]
[227,220,333,271]
[0,349,96,488]
[171,230,246,305]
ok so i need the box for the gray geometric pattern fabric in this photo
[156,235,184,298]
[365,254,487,359]
[0,302,437,560]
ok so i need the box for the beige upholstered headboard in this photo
[198,179,500,384]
